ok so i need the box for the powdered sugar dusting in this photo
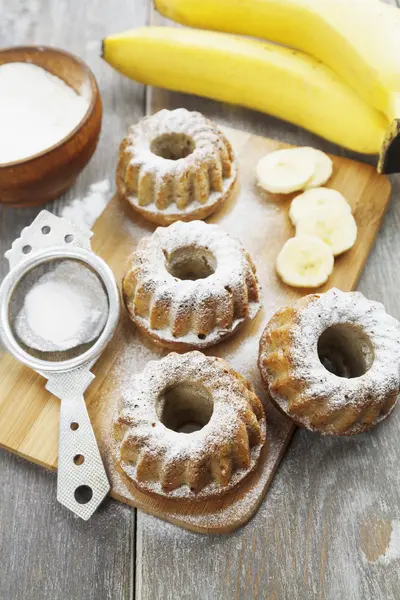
[14,260,108,352]
[260,288,400,434]
[113,351,266,501]
[119,108,237,220]
[61,179,111,231]
[223,335,261,382]
[91,306,292,533]
[123,220,261,348]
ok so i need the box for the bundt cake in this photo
[258,288,400,435]
[122,220,261,350]
[117,108,237,225]
[113,351,267,500]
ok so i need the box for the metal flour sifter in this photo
[0,211,120,519]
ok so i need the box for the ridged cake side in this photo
[113,352,267,499]
[123,220,261,349]
[259,289,400,435]
[117,108,236,219]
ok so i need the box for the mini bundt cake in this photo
[258,288,400,436]
[117,108,237,225]
[113,351,267,500]
[123,220,261,350]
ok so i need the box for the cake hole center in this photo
[317,324,374,378]
[165,245,216,281]
[157,382,214,434]
[150,132,195,160]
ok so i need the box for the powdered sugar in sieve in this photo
[14,260,108,353]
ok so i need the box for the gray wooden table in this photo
[1,1,400,598]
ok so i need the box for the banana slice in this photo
[293,147,333,188]
[295,207,357,256]
[289,187,351,226]
[256,148,315,194]
[276,235,334,288]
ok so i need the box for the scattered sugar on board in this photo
[0,62,89,163]
[222,336,261,381]
[61,179,111,231]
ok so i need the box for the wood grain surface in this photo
[0,124,390,534]
[1,0,400,598]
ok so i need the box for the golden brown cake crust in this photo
[120,183,235,226]
[117,108,237,225]
[119,302,245,352]
[258,289,400,436]
[122,220,261,350]
[113,352,267,501]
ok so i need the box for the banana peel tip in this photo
[378,119,400,174]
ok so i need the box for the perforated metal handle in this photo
[57,394,110,520]
[5,210,92,269]
[45,367,110,520]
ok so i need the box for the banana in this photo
[102,27,388,155]
[297,148,333,189]
[155,0,400,172]
[256,149,315,194]
[289,188,351,226]
[256,147,332,194]
[276,235,334,288]
[295,207,357,256]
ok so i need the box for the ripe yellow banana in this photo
[155,0,400,173]
[102,27,387,156]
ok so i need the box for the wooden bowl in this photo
[0,46,102,207]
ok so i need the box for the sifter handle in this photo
[57,394,110,520]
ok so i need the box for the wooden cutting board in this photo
[0,126,391,533]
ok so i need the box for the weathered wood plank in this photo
[0,1,148,599]
[1,454,134,600]
[2,0,400,599]
[135,3,400,599]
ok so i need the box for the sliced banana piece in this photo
[293,147,333,188]
[256,148,315,194]
[289,187,351,226]
[296,207,357,256]
[276,235,334,288]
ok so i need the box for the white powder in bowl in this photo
[0,62,90,164]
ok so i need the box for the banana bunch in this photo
[102,0,400,172]
[154,0,400,173]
